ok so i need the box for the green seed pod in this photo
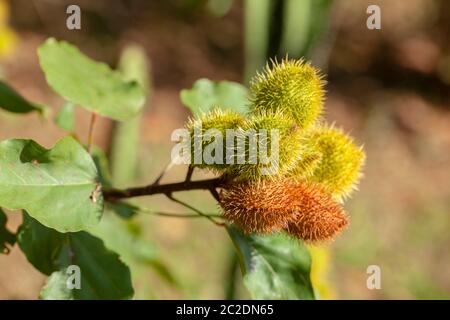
[227,110,303,181]
[250,58,325,129]
[294,126,365,200]
[185,108,246,171]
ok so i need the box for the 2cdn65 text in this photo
[176,304,274,317]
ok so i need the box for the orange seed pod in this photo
[220,178,348,242]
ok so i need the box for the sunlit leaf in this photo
[0,136,103,232]
[38,38,145,121]
[180,78,248,116]
[39,269,73,300]
[55,102,75,132]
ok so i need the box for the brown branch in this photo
[103,177,225,202]
[185,165,194,182]
[209,188,221,202]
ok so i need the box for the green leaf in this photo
[227,227,315,300]
[38,38,145,121]
[180,78,248,116]
[53,232,134,300]
[89,211,177,286]
[39,270,73,300]
[118,45,151,95]
[0,81,47,115]
[17,213,65,275]
[91,146,112,188]
[18,214,134,300]
[91,146,138,219]
[55,102,75,132]
[106,201,139,219]
[0,208,15,254]
[0,136,103,232]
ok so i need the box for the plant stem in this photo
[153,162,175,185]
[103,177,224,202]
[224,247,240,299]
[185,165,194,182]
[138,209,223,219]
[165,193,225,227]
[244,0,272,83]
[87,113,97,153]
[110,45,150,187]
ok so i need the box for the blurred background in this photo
[0,0,449,299]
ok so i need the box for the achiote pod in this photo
[228,110,304,180]
[250,58,325,129]
[185,108,246,172]
[186,109,306,180]
[291,125,365,201]
[182,58,365,243]
[219,178,348,242]
[287,143,322,178]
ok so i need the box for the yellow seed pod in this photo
[227,110,303,180]
[297,126,365,200]
[185,108,246,171]
[250,58,325,129]
[288,142,323,178]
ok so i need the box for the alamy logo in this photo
[66,265,81,290]
[366,265,381,290]
[366,5,381,30]
[171,126,280,175]
[66,5,81,30]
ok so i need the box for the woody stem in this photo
[103,177,224,202]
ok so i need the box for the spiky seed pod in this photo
[295,126,365,200]
[250,58,325,129]
[220,178,348,242]
[219,179,298,233]
[227,110,304,180]
[185,108,246,171]
[287,143,323,178]
[285,200,348,243]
